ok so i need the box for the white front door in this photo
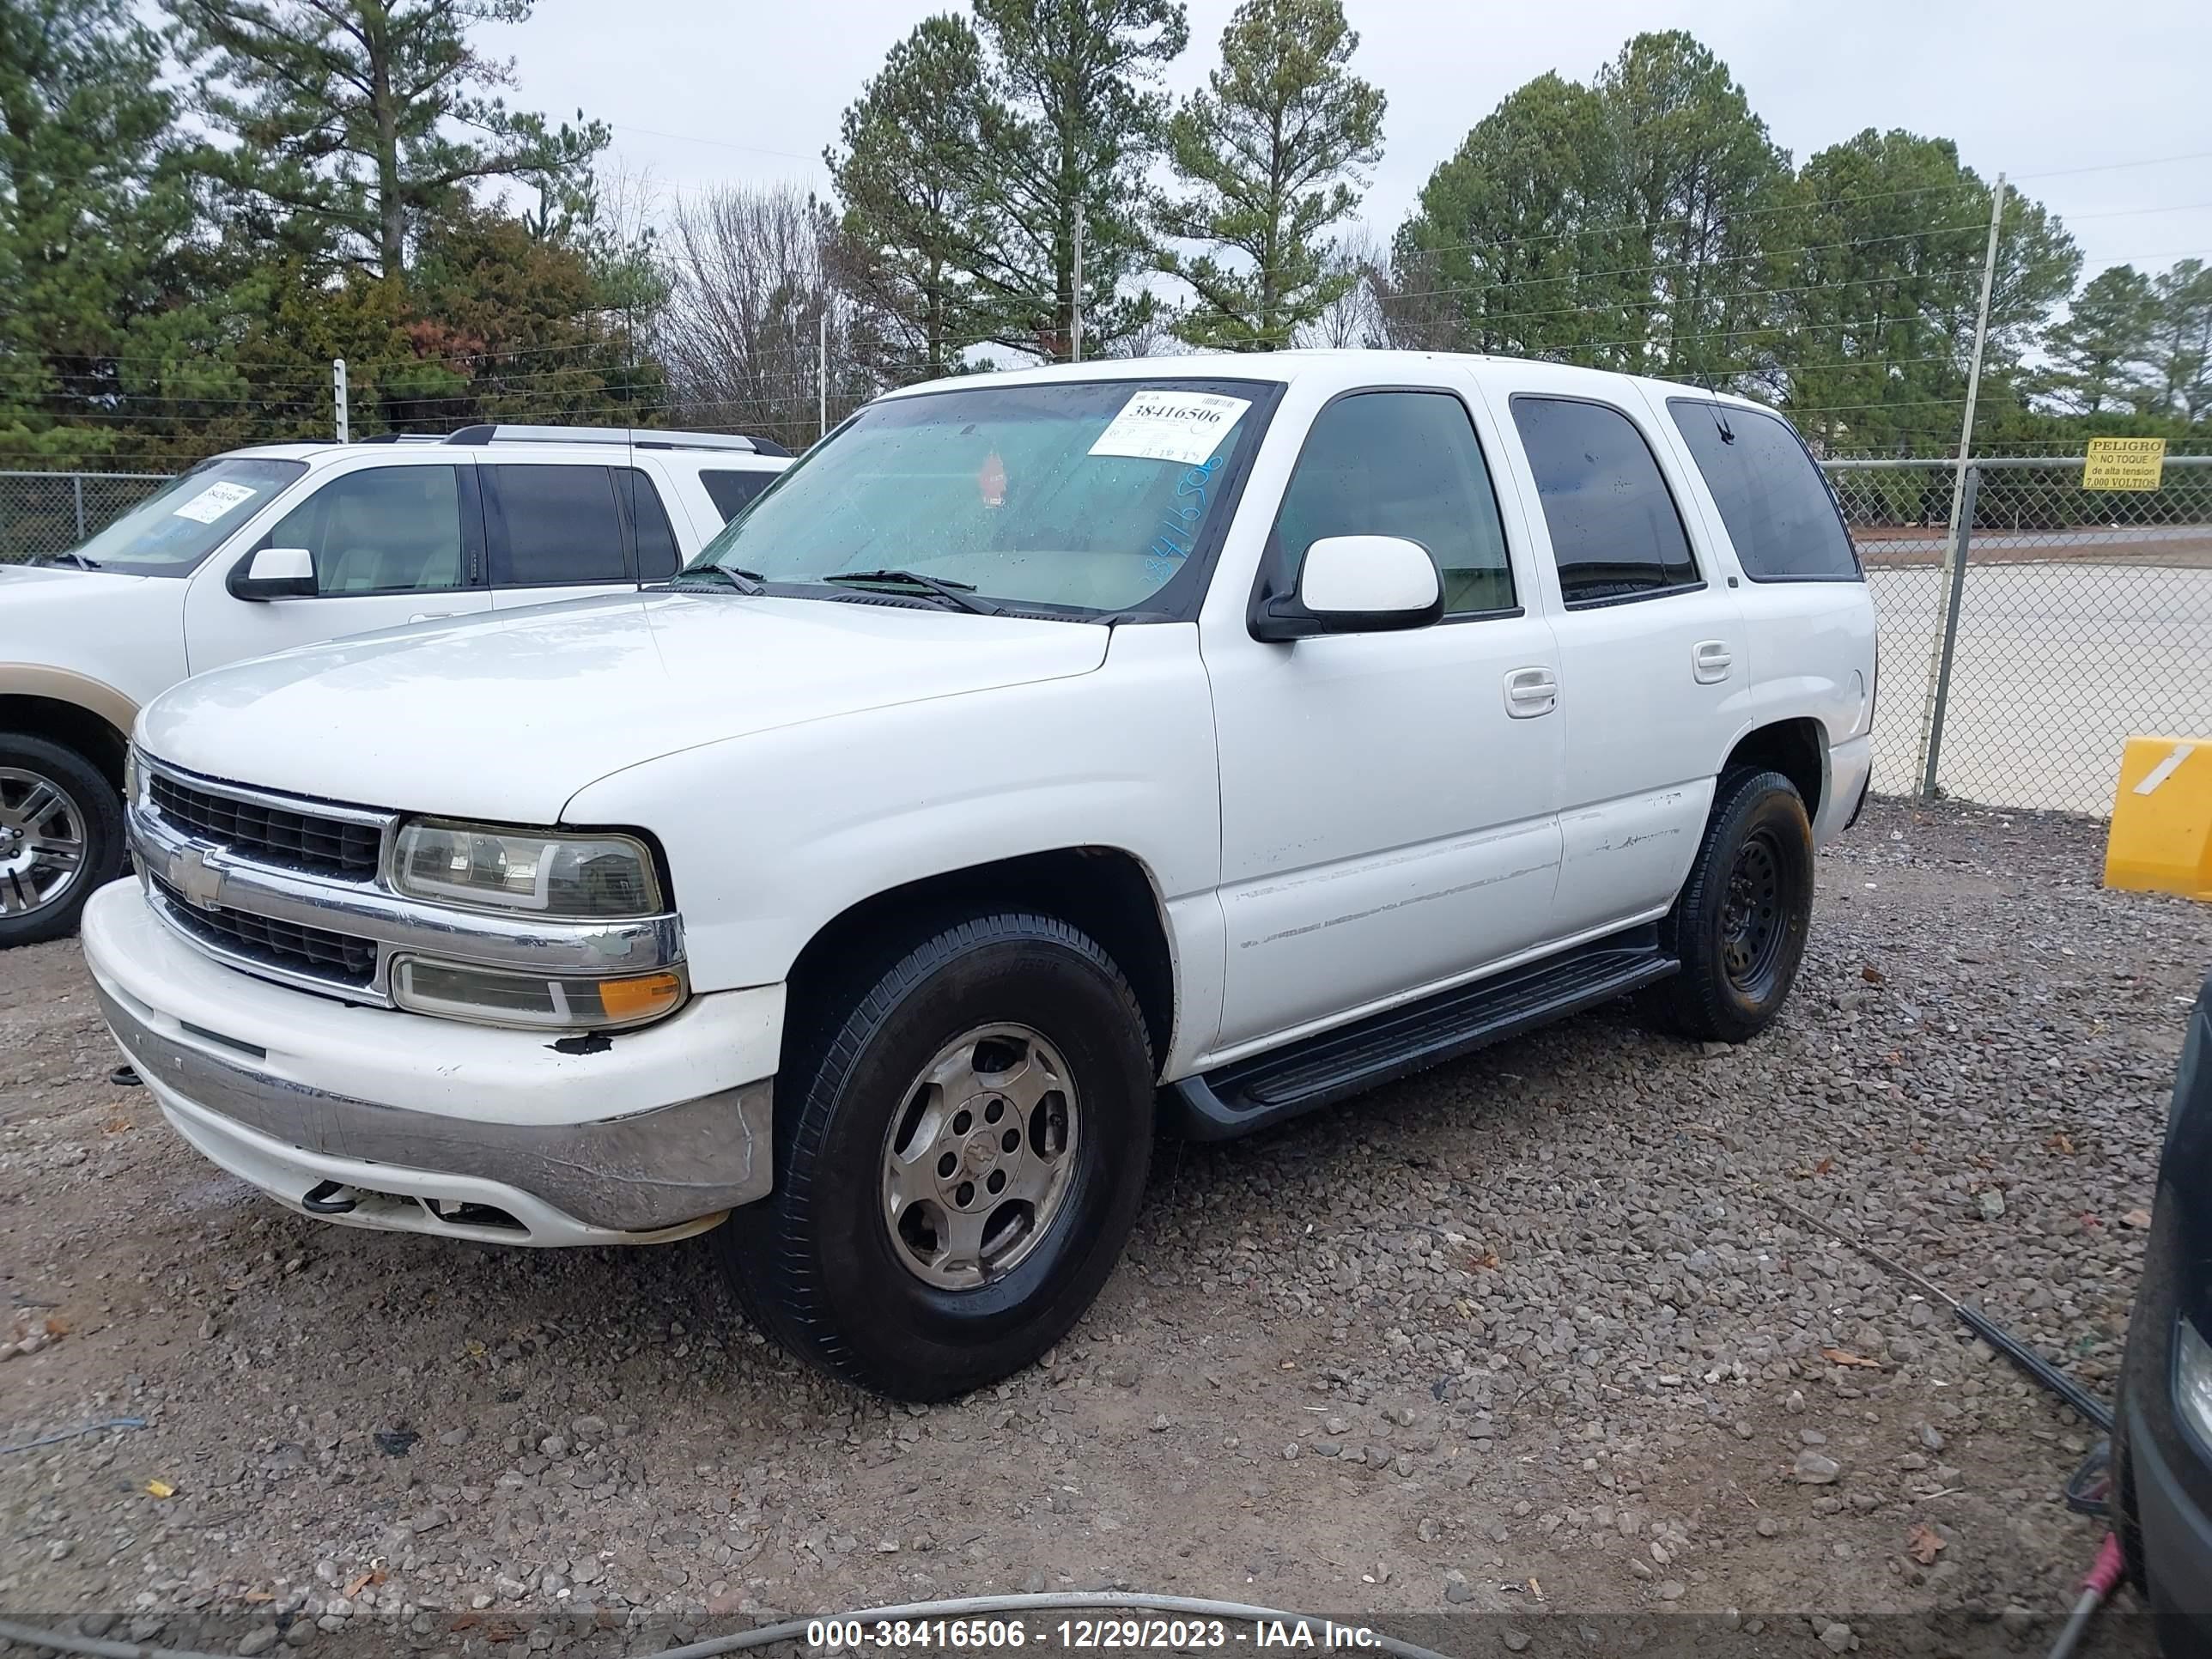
[183,460,493,677]
[1490,388,1747,937]
[1201,386,1565,1060]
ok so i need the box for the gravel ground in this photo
[2,797,2204,1657]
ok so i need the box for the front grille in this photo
[149,774,381,879]
[153,877,378,989]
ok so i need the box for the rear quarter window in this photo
[700,468,777,523]
[1668,399,1862,581]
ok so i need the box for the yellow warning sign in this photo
[2082,435,2166,491]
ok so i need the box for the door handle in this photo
[1503,665,1558,719]
[408,611,456,624]
[1692,640,1733,684]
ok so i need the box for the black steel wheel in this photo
[1645,769,1814,1044]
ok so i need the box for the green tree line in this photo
[6,0,2207,473]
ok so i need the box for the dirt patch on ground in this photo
[1,799,2201,1656]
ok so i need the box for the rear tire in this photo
[0,735,123,949]
[718,910,1153,1401]
[1645,768,1814,1043]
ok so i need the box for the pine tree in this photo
[967,0,1188,358]
[171,0,607,281]
[0,0,200,461]
[1155,0,1383,351]
[2147,259,2212,419]
[1387,73,1632,362]
[827,14,998,379]
[1596,31,1793,383]
[2044,265,2157,415]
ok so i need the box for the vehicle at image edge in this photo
[2114,968,2212,1656]
[0,425,791,945]
[78,351,1879,1401]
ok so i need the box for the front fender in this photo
[560,627,1224,1048]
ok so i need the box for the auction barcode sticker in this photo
[1089,391,1252,465]
[170,480,260,523]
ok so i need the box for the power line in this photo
[2014,148,2212,180]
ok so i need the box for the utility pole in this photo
[817,310,829,443]
[332,359,349,443]
[1071,216,1084,365]
[1911,173,2006,797]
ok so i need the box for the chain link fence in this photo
[0,470,174,566]
[4,457,2207,817]
[1831,454,2212,815]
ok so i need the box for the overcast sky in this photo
[486,0,2212,285]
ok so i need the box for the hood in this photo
[138,591,1110,823]
[1,563,187,714]
[0,561,151,604]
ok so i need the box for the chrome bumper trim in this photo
[97,982,770,1232]
[127,793,682,1006]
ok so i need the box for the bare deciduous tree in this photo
[1299,227,1389,348]
[1376,245,1469,353]
[658,183,879,452]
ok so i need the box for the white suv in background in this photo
[82,352,1878,1401]
[0,426,789,944]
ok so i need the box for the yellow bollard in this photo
[2105,737,2212,902]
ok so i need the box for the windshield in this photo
[689,378,1272,616]
[64,458,307,576]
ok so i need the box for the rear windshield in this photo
[1668,400,1861,581]
[64,458,308,576]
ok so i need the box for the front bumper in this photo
[82,880,782,1244]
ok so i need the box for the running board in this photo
[1166,927,1678,1140]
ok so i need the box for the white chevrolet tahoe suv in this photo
[81,353,1876,1400]
[0,425,789,945]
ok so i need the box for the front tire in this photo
[1645,768,1814,1043]
[0,736,123,948]
[718,911,1154,1401]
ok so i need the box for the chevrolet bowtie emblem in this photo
[173,845,225,910]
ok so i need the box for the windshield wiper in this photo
[663,564,764,595]
[31,550,100,570]
[818,568,994,614]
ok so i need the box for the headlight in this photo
[390,819,663,917]
[391,957,686,1030]
[125,746,144,810]
[2179,1316,2212,1453]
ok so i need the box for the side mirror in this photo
[228,545,317,601]
[1249,535,1443,642]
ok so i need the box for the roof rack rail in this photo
[356,432,452,445]
[441,423,784,456]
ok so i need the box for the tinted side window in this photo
[487,465,625,586]
[1668,399,1860,580]
[1272,391,1514,617]
[1510,397,1698,605]
[267,465,469,596]
[700,468,775,523]
[619,469,680,580]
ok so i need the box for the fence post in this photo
[332,358,349,444]
[1911,172,2007,798]
[1918,464,1981,798]
[72,475,86,541]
